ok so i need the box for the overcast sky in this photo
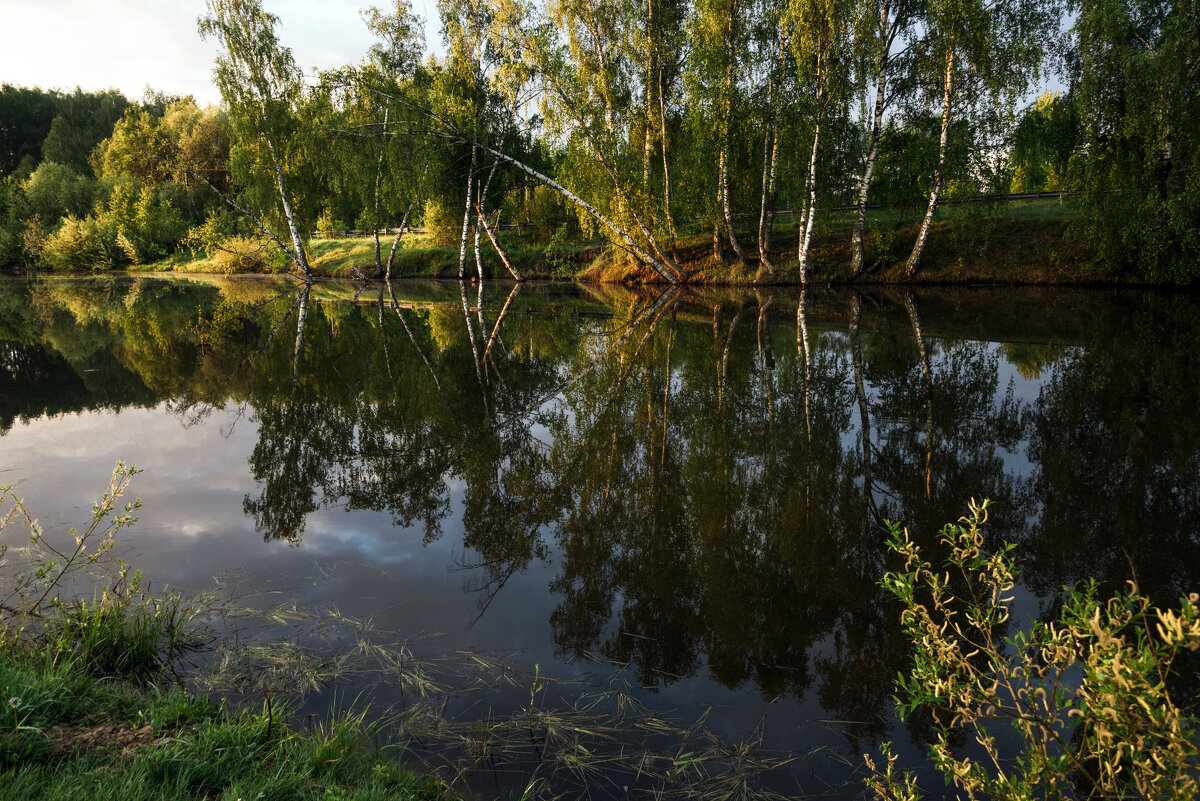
[1,0,442,107]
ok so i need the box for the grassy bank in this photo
[0,642,445,801]
[125,199,1117,286]
[586,199,1105,285]
[140,228,593,282]
[0,469,447,801]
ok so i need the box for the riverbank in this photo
[0,639,446,800]
[138,200,1123,287]
[0,472,446,801]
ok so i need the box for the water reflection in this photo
[2,276,1199,792]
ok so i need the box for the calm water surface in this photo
[2,275,1198,798]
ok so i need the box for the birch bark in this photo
[905,49,953,278]
[458,145,477,281]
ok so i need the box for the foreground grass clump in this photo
[0,466,448,801]
[867,500,1200,801]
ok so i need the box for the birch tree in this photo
[788,0,854,282]
[754,0,790,272]
[848,0,917,276]
[359,1,428,277]
[903,0,1058,277]
[198,0,317,281]
[484,0,687,282]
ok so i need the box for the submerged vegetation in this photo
[1,0,1197,283]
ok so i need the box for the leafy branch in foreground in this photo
[1,463,206,680]
[1,462,142,619]
[867,499,1200,801]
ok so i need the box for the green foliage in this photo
[1009,92,1079,193]
[1067,0,1200,281]
[23,162,95,221]
[1,463,143,619]
[35,89,130,176]
[541,223,575,276]
[867,500,1200,800]
[39,215,109,271]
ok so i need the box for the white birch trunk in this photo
[385,202,414,281]
[798,114,822,283]
[373,101,390,276]
[851,55,888,277]
[905,50,953,278]
[658,64,676,245]
[477,208,521,280]
[474,155,501,281]
[265,137,311,280]
[458,145,477,281]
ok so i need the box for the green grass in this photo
[123,198,1092,285]
[0,624,447,801]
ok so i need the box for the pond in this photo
[2,274,1198,798]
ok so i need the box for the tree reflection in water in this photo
[4,276,1200,752]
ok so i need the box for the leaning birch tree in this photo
[198,0,317,281]
[903,0,1058,277]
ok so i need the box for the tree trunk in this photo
[373,101,390,276]
[719,0,748,262]
[643,0,655,195]
[906,50,953,278]
[458,145,477,281]
[658,62,677,247]
[796,287,812,445]
[757,83,777,273]
[474,155,501,281]
[385,201,414,281]
[472,141,682,283]
[477,207,521,280]
[798,103,822,283]
[265,137,311,280]
[713,222,724,261]
[757,11,784,274]
[473,182,484,281]
[851,46,888,277]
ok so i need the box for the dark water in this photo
[2,275,1198,798]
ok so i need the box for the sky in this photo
[1,0,442,107]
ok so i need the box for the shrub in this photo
[867,500,1200,801]
[40,215,109,271]
[420,198,463,247]
[23,162,95,221]
[1,464,206,681]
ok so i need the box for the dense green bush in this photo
[23,162,95,221]
[40,215,109,271]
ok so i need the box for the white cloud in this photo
[1,0,442,107]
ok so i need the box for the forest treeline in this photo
[0,0,1196,283]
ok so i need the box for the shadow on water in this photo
[2,274,1199,797]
